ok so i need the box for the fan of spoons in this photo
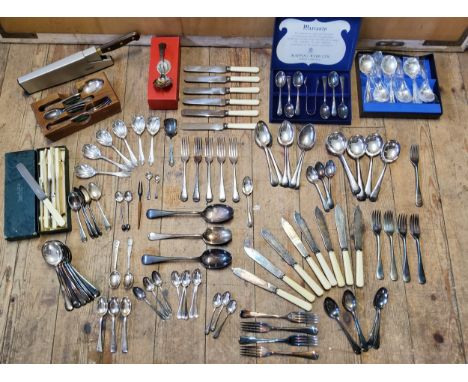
[205,291,237,338]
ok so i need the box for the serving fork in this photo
[240,309,319,325]
[217,137,226,202]
[383,211,398,281]
[410,144,423,207]
[240,321,318,335]
[397,214,410,282]
[372,210,384,280]
[192,137,203,202]
[180,137,190,202]
[240,345,319,360]
[239,334,319,347]
[205,137,214,203]
[410,214,426,284]
[228,137,240,203]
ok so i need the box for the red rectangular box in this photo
[147,36,180,110]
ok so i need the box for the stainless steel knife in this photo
[182,98,260,107]
[280,218,331,290]
[181,109,259,118]
[293,211,337,287]
[261,228,323,297]
[181,122,257,131]
[353,206,364,288]
[183,87,260,95]
[335,205,354,286]
[314,207,345,287]
[244,247,315,302]
[16,163,66,227]
[232,267,312,311]
[185,75,260,84]
[184,65,260,74]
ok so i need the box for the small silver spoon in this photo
[124,191,133,231]
[108,297,120,353]
[171,271,181,298]
[284,76,295,118]
[213,299,237,339]
[205,293,223,335]
[120,297,132,353]
[242,176,253,228]
[275,71,286,116]
[189,268,202,319]
[96,297,108,352]
[306,166,330,212]
[123,238,134,290]
[320,76,330,119]
[109,240,121,289]
[328,71,339,117]
[293,71,304,116]
[145,171,153,200]
[337,75,349,119]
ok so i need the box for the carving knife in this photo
[183,98,260,107]
[232,267,312,311]
[334,205,354,286]
[280,218,331,290]
[353,206,364,287]
[181,109,258,118]
[181,122,256,131]
[184,65,259,73]
[244,246,315,302]
[261,228,324,296]
[293,211,337,287]
[314,207,345,287]
[183,87,260,95]
[185,75,260,83]
[16,163,65,227]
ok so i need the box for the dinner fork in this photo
[192,137,202,202]
[383,211,398,281]
[239,334,319,346]
[240,321,318,335]
[410,214,426,284]
[217,137,226,202]
[372,210,383,280]
[180,137,190,202]
[205,137,213,203]
[228,137,240,203]
[240,345,319,360]
[410,144,423,207]
[397,214,410,282]
[240,309,319,325]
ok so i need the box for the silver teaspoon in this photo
[189,268,202,319]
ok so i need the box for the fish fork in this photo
[180,137,190,202]
[410,144,423,207]
[397,214,410,282]
[410,214,426,284]
[228,137,240,203]
[205,137,214,203]
[383,211,398,281]
[240,321,318,335]
[239,334,319,346]
[240,309,319,325]
[240,345,319,360]
[217,137,226,202]
[192,137,203,202]
[372,210,383,280]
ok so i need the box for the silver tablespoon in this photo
[293,71,304,116]
[148,226,232,246]
[96,297,107,352]
[328,71,339,117]
[120,297,132,353]
[369,140,400,202]
[88,182,111,231]
[337,75,349,119]
[277,120,295,187]
[275,71,286,116]
[290,124,316,189]
[108,297,120,353]
[132,115,146,165]
[205,293,223,335]
[95,129,134,169]
[82,144,132,172]
[112,120,138,167]
[109,240,121,289]
[347,135,367,201]
[364,133,384,198]
[254,121,282,187]
[213,299,237,339]
[123,238,134,290]
[306,166,330,212]
[320,76,330,119]
[189,268,202,319]
[284,76,295,118]
[147,116,161,166]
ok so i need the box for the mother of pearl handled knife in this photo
[335,205,354,286]
[232,267,312,311]
[353,206,364,287]
[314,207,345,287]
[181,123,256,131]
[244,246,315,302]
[184,65,260,73]
[183,87,260,95]
[281,218,331,290]
[183,98,260,107]
[181,109,258,118]
[261,228,324,297]
[185,75,260,83]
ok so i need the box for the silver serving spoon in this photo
[275,71,286,116]
[213,299,237,339]
[277,120,295,187]
[306,166,330,212]
[369,140,400,202]
[337,75,348,119]
[67,191,87,242]
[320,76,330,119]
[418,62,435,103]
[347,135,367,201]
[132,115,146,165]
[293,71,304,116]
[74,163,131,179]
[211,291,231,332]
[88,182,112,231]
[109,240,121,289]
[124,191,133,230]
[112,119,138,167]
[115,191,125,230]
[148,226,232,245]
[205,293,223,335]
[290,124,316,188]
[177,270,191,320]
[171,271,181,298]
[147,116,161,166]
[343,290,369,351]
[403,57,421,103]
[328,71,339,117]
[315,161,333,209]
[359,54,375,102]
[146,203,234,224]
[120,297,132,353]
[189,268,202,319]
[123,238,134,290]
[242,176,253,228]
[164,118,177,167]
[43,96,93,120]
[142,249,232,270]
[254,121,282,187]
[284,76,295,118]
[381,55,398,103]
[95,129,134,169]
[96,297,107,352]
[108,297,120,353]
[364,133,384,198]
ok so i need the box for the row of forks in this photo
[180,136,240,203]
[372,211,425,284]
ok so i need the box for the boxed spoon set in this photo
[269,17,361,125]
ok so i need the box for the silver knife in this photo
[181,109,259,118]
[184,65,259,74]
[314,207,345,287]
[281,218,331,290]
[261,229,323,297]
[335,205,354,286]
[183,98,260,107]
[16,163,66,227]
[181,122,256,131]
[185,75,260,83]
[293,212,337,287]
[353,206,364,288]
[183,87,260,95]
[232,267,312,311]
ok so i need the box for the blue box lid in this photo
[272,17,361,72]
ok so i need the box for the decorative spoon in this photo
[112,119,138,167]
[131,115,146,165]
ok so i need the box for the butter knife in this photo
[353,206,364,287]
[181,122,256,131]
[181,109,258,118]
[183,87,260,95]
[334,205,354,286]
[184,65,259,73]
[183,98,260,107]
[185,75,260,83]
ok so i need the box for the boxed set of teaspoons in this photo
[4,146,72,241]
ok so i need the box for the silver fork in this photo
[372,210,383,280]
[410,144,423,207]
[228,137,240,203]
[240,345,319,360]
[240,321,318,335]
[192,137,203,202]
[217,137,226,202]
[180,137,190,202]
[239,334,319,346]
[398,214,410,282]
[205,137,214,203]
[240,309,319,325]
[410,214,426,284]
[383,211,398,281]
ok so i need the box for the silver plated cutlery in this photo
[181,109,259,118]
[217,137,226,202]
[192,137,202,202]
[240,345,319,360]
[372,210,384,280]
[183,98,259,107]
[180,137,190,202]
[205,137,214,203]
[184,65,259,73]
[181,122,256,131]
[410,214,426,284]
[383,211,398,281]
[410,144,423,207]
[183,86,260,95]
[240,309,319,325]
[185,75,260,83]
[397,214,410,283]
[229,138,240,203]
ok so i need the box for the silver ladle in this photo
[112,119,138,167]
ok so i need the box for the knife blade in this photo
[353,206,364,287]
[261,228,323,296]
[293,211,337,287]
[182,98,260,107]
[183,87,260,95]
[181,109,259,118]
[314,207,345,287]
[16,163,65,227]
[185,75,260,83]
[184,65,259,74]
[335,205,354,286]
[281,218,331,290]
[232,267,312,311]
[181,122,256,131]
[244,247,315,302]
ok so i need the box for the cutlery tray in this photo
[31,72,121,141]
[4,146,72,241]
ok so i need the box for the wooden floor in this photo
[0,42,467,364]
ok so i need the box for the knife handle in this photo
[226,110,259,117]
[229,87,260,94]
[227,99,260,106]
[225,123,257,130]
[315,252,337,287]
[305,256,331,290]
[355,249,364,288]
[98,32,140,53]
[229,66,260,73]
[282,275,315,303]
[43,198,66,227]
[328,251,345,287]
[229,76,260,83]
[293,264,323,297]
[276,288,312,311]
[342,250,354,286]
